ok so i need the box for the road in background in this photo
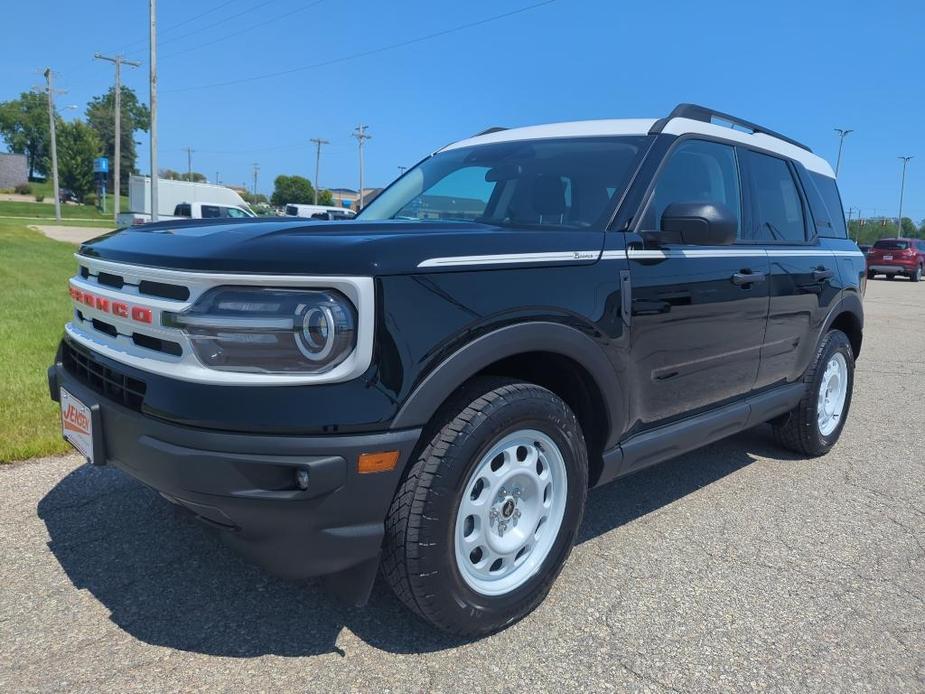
[2,279,923,692]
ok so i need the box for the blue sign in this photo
[341,199,351,208]
[93,157,109,174]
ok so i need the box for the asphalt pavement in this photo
[2,278,923,692]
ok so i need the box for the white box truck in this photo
[117,176,255,226]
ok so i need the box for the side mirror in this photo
[660,202,737,246]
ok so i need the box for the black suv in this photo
[49,104,864,636]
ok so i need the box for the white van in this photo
[285,204,356,220]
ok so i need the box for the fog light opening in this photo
[295,468,310,490]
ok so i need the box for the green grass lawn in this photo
[0,199,115,221]
[0,221,77,461]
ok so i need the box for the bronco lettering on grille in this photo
[69,285,154,325]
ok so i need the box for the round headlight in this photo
[297,305,335,361]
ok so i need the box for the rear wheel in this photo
[887,274,897,280]
[382,378,588,636]
[911,265,922,282]
[866,270,876,280]
[772,330,854,456]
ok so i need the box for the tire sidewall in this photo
[420,391,587,632]
[805,331,855,452]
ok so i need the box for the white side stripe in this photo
[417,250,599,268]
[417,248,864,268]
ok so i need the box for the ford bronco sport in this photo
[49,104,865,636]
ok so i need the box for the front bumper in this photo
[49,358,421,605]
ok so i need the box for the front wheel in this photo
[382,378,588,636]
[772,330,855,456]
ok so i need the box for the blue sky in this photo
[1,0,922,221]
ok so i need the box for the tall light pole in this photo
[183,145,194,181]
[310,137,328,205]
[833,128,853,177]
[42,68,61,222]
[149,0,159,222]
[352,124,371,210]
[94,54,140,224]
[397,165,407,175]
[252,163,259,196]
[897,156,913,237]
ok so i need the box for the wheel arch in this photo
[824,293,864,359]
[390,322,626,486]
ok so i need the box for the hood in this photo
[77,218,605,275]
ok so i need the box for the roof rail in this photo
[649,103,812,152]
[474,126,508,137]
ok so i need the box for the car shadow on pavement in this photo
[38,426,790,658]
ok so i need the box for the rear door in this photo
[624,138,770,429]
[740,149,840,389]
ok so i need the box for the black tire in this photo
[887,274,897,280]
[381,377,588,637]
[911,265,922,282]
[772,329,854,457]
[866,270,876,280]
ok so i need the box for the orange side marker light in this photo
[358,451,400,474]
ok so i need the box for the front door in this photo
[624,138,770,431]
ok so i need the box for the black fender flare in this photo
[821,290,864,356]
[389,321,625,448]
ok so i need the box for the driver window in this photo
[640,140,741,238]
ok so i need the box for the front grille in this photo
[62,340,147,412]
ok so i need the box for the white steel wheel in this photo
[817,352,848,437]
[454,429,568,596]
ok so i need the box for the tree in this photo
[160,169,206,182]
[317,189,334,206]
[271,174,315,206]
[86,86,150,194]
[57,120,101,199]
[0,91,53,178]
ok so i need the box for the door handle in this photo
[731,270,767,286]
[813,267,834,281]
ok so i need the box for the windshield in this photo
[358,136,649,229]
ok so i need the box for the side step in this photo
[595,383,805,487]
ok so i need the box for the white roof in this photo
[441,116,834,178]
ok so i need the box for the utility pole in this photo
[149,0,159,222]
[183,145,194,181]
[310,137,329,205]
[40,68,63,222]
[397,165,407,175]
[897,156,913,237]
[352,124,371,210]
[252,163,259,196]
[833,128,853,177]
[94,54,140,224]
[215,171,219,184]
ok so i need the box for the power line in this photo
[155,0,277,50]
[164,0,559,93]
[113,0,242,54]
[162,0,326,60]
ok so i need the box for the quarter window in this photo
[745,151,807,242]
[640,140,741,237]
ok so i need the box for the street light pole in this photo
[833,128,853,177]
[310,138,328,205]
[352,124,370,210]
[94,54,141,224]
[43,68,61,222]
[897,156,913,237]
[149,0,159,222]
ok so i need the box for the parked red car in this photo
[866,238,925,282]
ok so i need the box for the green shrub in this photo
[34,194,44,203]
[83,193,98,208]
[14,183,32,195]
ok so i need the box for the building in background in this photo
[0,153,28,189]
[330,187,383,210]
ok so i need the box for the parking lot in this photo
[1,278,922,692]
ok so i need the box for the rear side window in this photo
[174,203,191,217]
[874,240,909,250]
[285,205,299,216]
[201,205,221,218]
[639,139,742,237]
[808,172,848,239]
[745,151,807,242]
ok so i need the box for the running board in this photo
[595,382,805,487]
